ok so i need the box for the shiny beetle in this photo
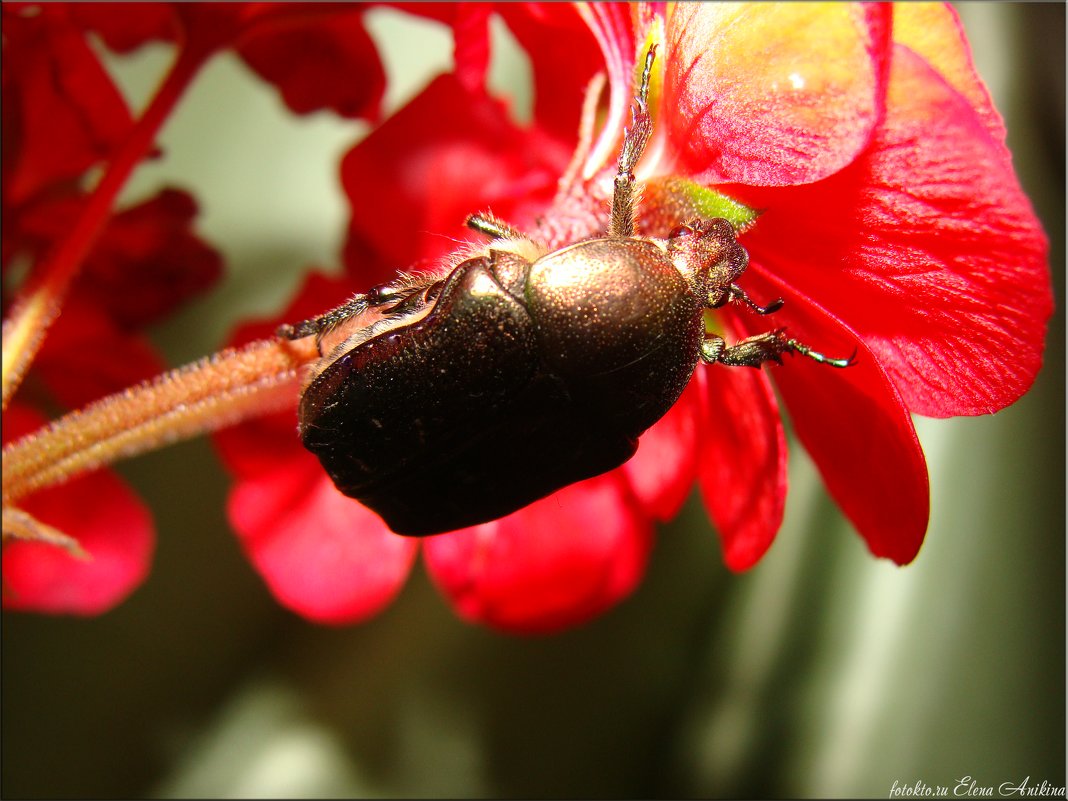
[278,49,852,536]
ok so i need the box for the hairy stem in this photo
[1,45,209,410]
[2,337,317,505]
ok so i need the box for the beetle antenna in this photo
[608,45,656,239]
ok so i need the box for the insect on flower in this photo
[278,48,854,537]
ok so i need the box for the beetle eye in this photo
[669,224,693,240]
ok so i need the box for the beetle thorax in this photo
[524,237,702,379]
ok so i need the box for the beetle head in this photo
[666,217,749,294]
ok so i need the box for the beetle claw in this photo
[753,297,785,315]
[787,339,857,369]
[717,283,784,315]
[702,329,857,370]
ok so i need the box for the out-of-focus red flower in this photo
[13,189,223,332]
[217,3,1050,633]
[0,4,134,210]
[68,2,386,121]
[1,5,220,613]
[2,405,154,615]
[2,2,398,615]
[4,3,1050,630]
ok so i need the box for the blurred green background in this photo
[3,4,1064,798]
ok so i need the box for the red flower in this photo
[217,3,1050,633]
[2,404,154,614]
[2,4,210,613]
[2,2,402,614]
[2,4,1050,631]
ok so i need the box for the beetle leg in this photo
[276,276,443,345]
[276,296,372,341]
[709,284,785,315]
[466,212,526,241]
[608,46,656,239]
[700,329,856,369]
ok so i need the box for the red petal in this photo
[82,188,222,328]
[621,374,701,521]
[340,73,567,281]
[2,5,134,205]
[497,4,617,142]
[217,266,416,624]
[212,389,301,481]
[67,3,179,52]
[16,189,223,330]
[383,5,499,94]
[237,8,385,121]
[732,271,930,565]
[34,298,166,408]
[663,3,890,186]
[2,405,155,615]
[451,4,492,93]
[214,270,350,478]
[423,472,653,634]
[741,45,1051,417]
[227,464,418,625]
[694,332,788,571]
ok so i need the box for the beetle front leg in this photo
[608,46,656,239]
[277,276,443,345]
[709,283,785,316]
[277,299,369,341]
[701,329,856,369]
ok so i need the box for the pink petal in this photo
[732,271,930,565]
[423,472,653,634]
[212,396,301,481]
[2,406,154,615]
[693,333,788,571]
[227,465,418,625]
[663,2,890,186]
[217,269,417,625]
[891,3,1006,143]
[740,44,1051,417]
[621,374,701,522]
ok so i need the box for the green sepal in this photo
[643,176,761,234]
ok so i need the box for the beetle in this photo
[278,48,853,536]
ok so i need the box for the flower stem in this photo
[1,44,209,410]
[2,337,318,505]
